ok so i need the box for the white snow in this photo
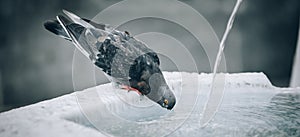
[0,72,295,137]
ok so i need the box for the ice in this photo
[0,72,299,137]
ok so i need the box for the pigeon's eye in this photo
[164,99,169,105]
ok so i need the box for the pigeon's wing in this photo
[63,10,114,32]
[44,10,113,42]
[62,10,94,29]
[54,14,133,85]
[56,15,94,59]
[82,18,106,30]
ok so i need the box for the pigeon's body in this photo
[44,10,176,110]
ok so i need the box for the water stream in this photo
[201,0,244,126]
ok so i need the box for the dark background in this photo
[0,0,299,112]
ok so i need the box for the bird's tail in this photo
[44,19,71,41]
[44,10,107,61]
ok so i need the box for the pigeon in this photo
[44,10,176,110]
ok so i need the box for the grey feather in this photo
[44,10,176,110]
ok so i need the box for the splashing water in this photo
[201,0,244,126]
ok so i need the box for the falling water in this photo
[201,0,244,126]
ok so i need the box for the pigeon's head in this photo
[156,86,176,110]
[146,73,176,110]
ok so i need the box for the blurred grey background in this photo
[0,0,299,112]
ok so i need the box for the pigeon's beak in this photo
[166,99,176,110]
[147,74,176,110]
[157,95,176,110]
[156,86,176,110]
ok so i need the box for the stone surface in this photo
[0,72,293,137]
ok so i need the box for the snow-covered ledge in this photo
[0,72,289,137]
